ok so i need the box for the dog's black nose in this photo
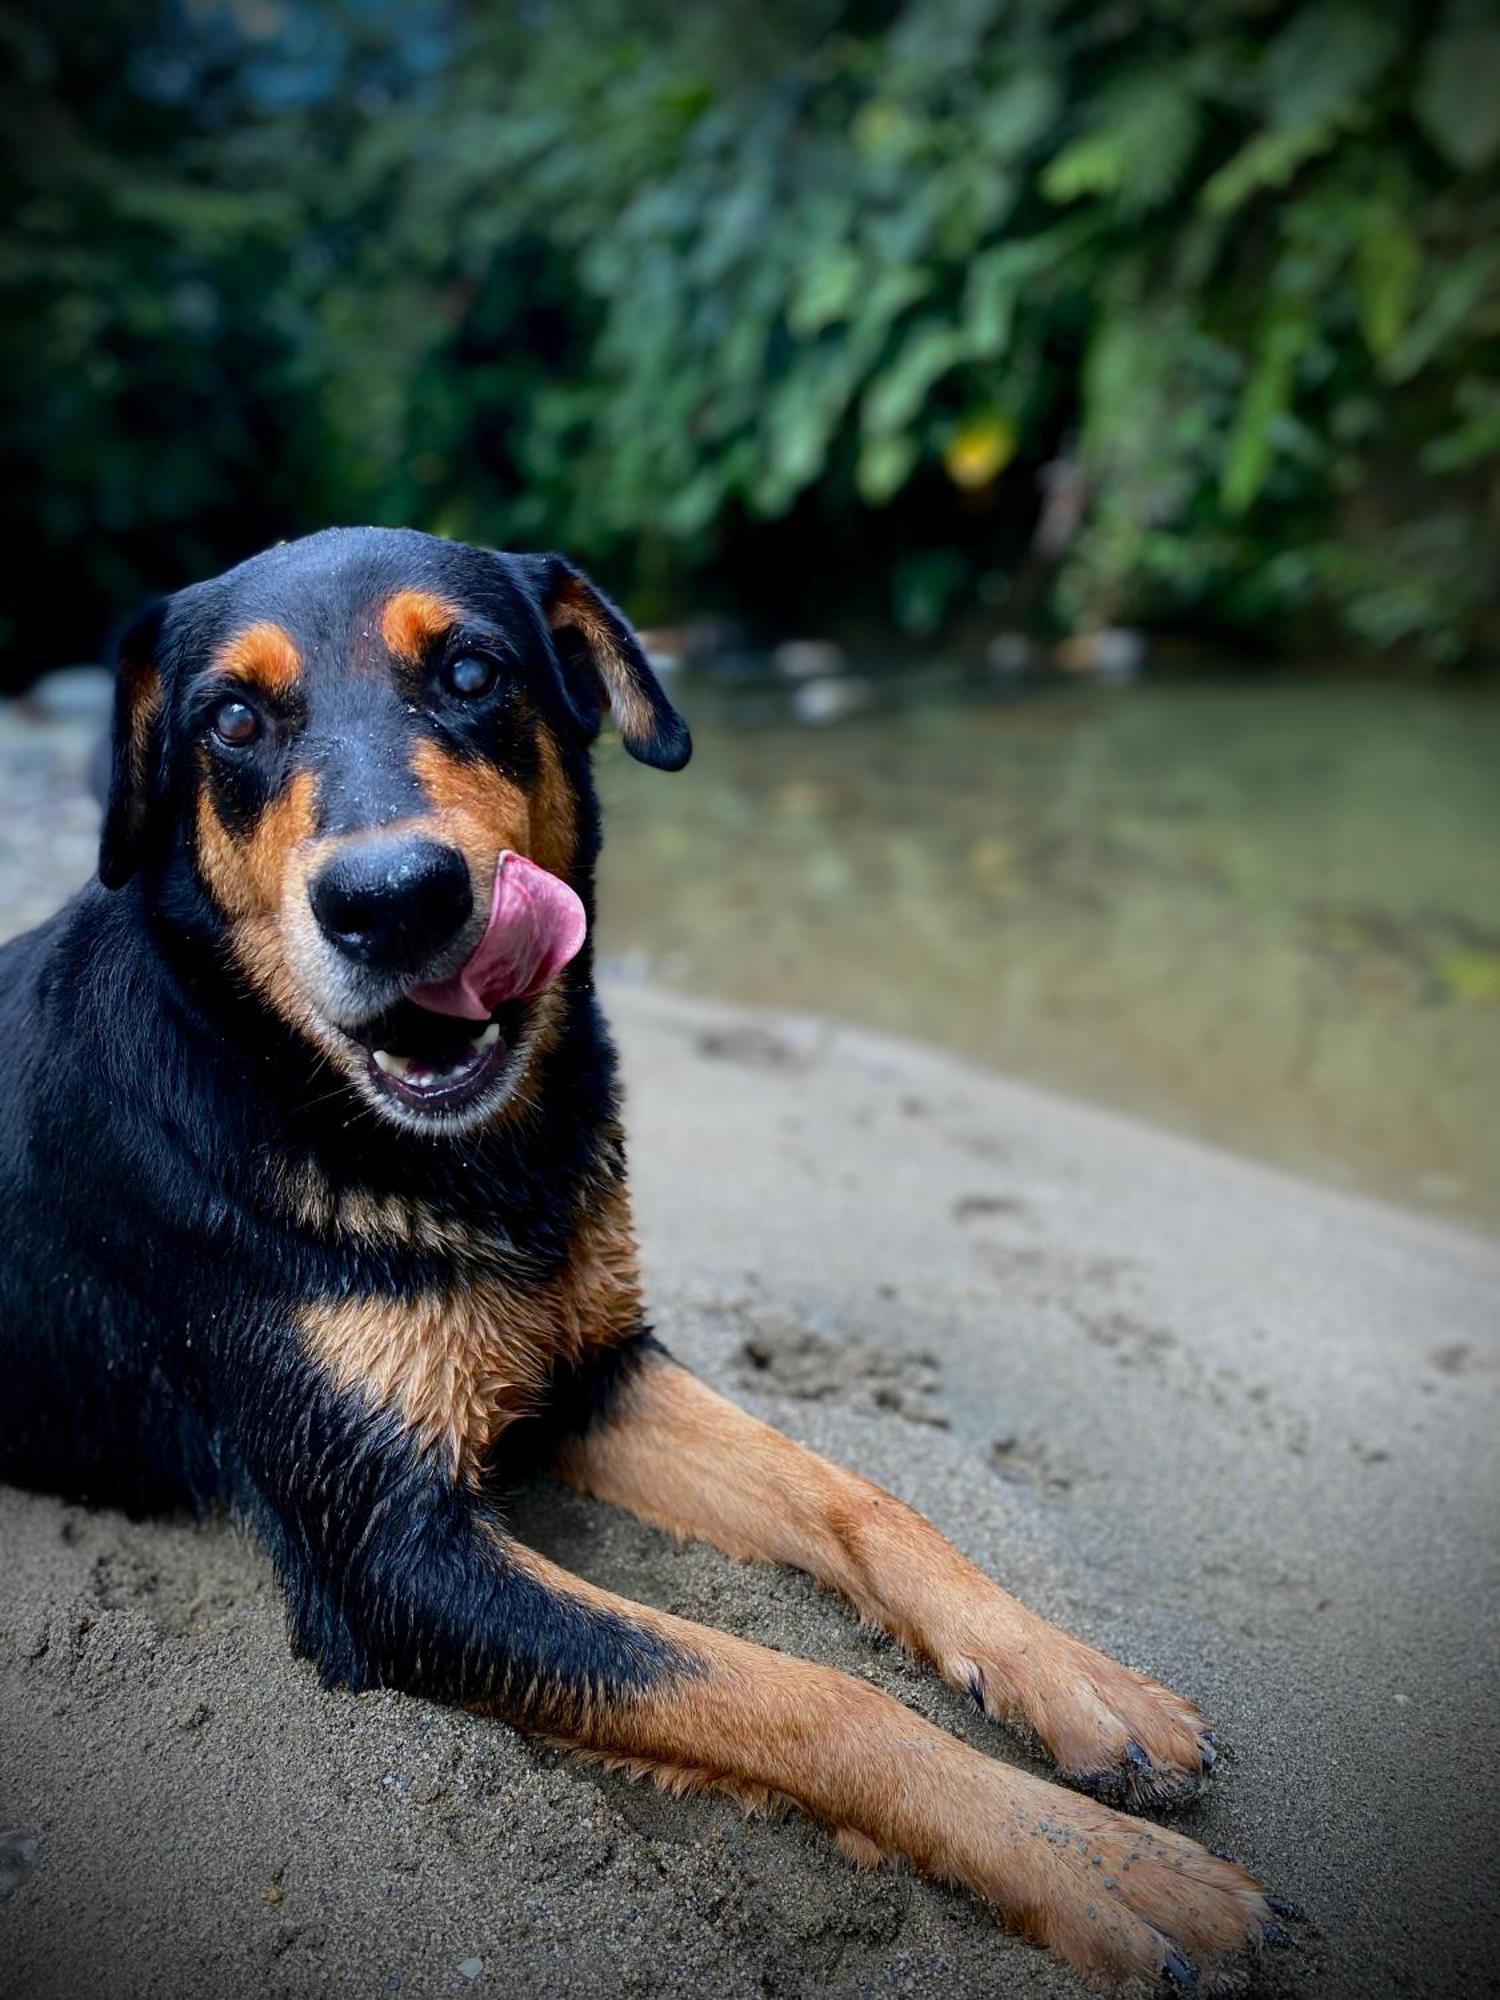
[309,839,472,974]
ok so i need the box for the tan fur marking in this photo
[106,661,164,857]
[409,734,576,892]
[556,1358,1214,1789]
[196,772,325,1041]
[272,1156,337,1234]
[297,1187,642,1478]
[213,621,302,697]
[546,574,654,748]
[336,1187,421,1248]
[489,1542,1270,1989]
[527,726,578,881]
[411,738,530,849]
[196,770,317,920]
[380,587,460,663]
[333,1187,496,1258]
[265,1155,504,1256]
[127,664,162,791]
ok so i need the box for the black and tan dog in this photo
[0,529,1290,1989]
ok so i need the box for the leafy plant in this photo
[1,0,1496,677]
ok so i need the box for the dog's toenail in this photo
[1162,1950,1199,1993]
[1197,1735,1217,1771]
[1266,1892,1306,1922]
[1261,1922,1296,1950]
[1125,1739,1152,1772]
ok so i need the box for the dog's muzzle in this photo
[304,843,586,1125]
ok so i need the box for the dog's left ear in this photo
[529,556,691,772]
[98,599,170,890]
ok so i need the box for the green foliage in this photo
[1,0,1496,676]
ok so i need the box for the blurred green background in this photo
[1,0,1497,1227]
[2,0,1497,671]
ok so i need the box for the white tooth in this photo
[475,1023,501,1051]
[372,1049,411,1078]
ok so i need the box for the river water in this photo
[597,668,1500,1233]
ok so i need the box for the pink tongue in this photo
[407,852,587,1022]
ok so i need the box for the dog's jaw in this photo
[313,989,559,1138]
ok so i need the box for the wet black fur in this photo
[0,528,698,1724]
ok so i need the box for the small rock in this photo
[681,614,748,664]
[22,664,113,721]
[1054,628,1145,683]
[635,629,685,677]
[791,675,875,725]
[985,633,1037,680]
[456,1957,484,1980]
[772,639,847,680]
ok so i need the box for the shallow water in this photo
[597,669,1500,1232]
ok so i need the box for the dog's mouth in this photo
[344,996,527,1116]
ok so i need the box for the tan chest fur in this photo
[296,1190,643,1483]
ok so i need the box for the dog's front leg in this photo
[486,1545,1281,1992]
[553,1344,1217,1807]
[238,1387,1275,1990]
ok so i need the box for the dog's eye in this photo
[211,699,261,748]
[444,653,498,699]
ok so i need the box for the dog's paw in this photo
[948,1618,1219,1809]
[963,1776,1296,1993]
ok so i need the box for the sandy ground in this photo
[2,695,1499,1998]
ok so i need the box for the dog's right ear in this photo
[524,555,692,772]
[98,599,169,891]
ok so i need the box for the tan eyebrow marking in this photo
[213,621,302,696]
[380,588,461,662]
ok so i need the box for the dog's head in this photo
[99,528,688,1134]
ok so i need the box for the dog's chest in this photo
[294,1191,642,1481]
